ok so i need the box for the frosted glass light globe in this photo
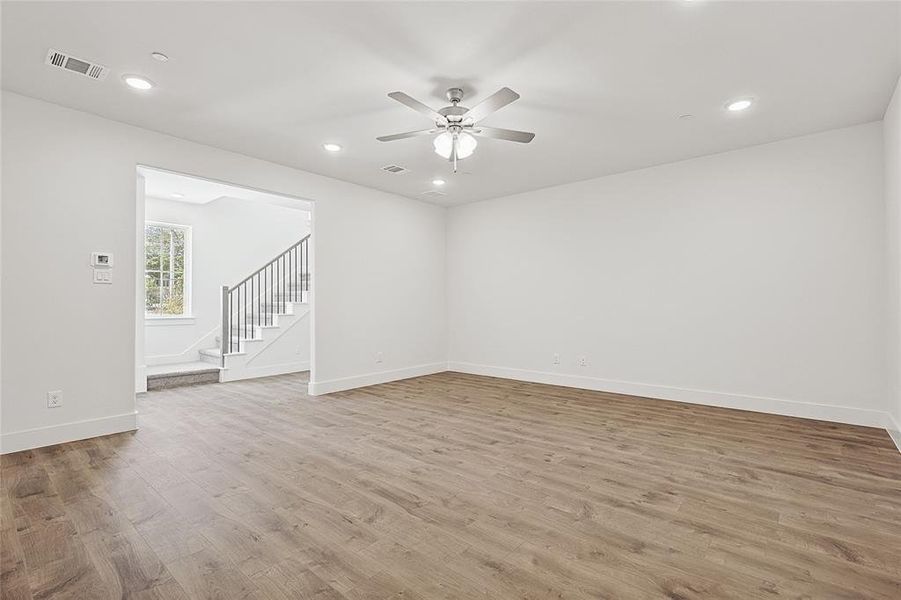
[433,131,477,159]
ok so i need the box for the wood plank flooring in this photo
[2,371,900,599]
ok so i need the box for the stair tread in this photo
[147,369,220,380]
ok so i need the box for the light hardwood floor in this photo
[2,372,900,599]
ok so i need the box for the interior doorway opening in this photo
[135,167,313,392]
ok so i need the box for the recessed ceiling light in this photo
[123,75,154,90]
[151,52,169,62]
[323,143,342,152]
[726,98,753,112]
[432,178,446,186]
[170,193,184,199]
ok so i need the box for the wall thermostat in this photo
[91,252,113,267]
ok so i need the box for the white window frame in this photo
[144,221,193,321]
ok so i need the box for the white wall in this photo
[2,89,896,454]
[448,123,889,427]
[143,196,309,366]
[885,75,901,446]
[0,91,447,453]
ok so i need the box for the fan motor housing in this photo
[438,105,468,119]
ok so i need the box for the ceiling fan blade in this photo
[376,129,437,142]
[462,87,520,123]
[387,92,447,124]
[470,126,535,143]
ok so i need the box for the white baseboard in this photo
[6,364,896,455]
[0,411,138,455]
[447,362,894,430]
[221,361,310,383]
[135,364,147,394]
[886,413,901,453]
[308,362,447,396]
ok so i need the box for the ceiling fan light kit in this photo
[433,130,477,160]
[378,86,535,173]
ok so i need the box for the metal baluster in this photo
[220,236,311,361]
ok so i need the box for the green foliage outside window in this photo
[145,224,188,316]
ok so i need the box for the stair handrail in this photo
[229,234,310,292]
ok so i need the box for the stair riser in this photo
[147,370,220,390]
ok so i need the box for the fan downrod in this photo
[445,87,464,104]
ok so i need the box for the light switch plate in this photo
[93,269,112,284]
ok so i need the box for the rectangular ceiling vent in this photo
[45,49,109,81]
[381,164,409,174]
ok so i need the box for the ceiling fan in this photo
[377,87,535,172]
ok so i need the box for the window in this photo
[144,222,191,317]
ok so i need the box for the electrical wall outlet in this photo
[578,356,587,367]
[376,351,383,364]
[553,353,560,365]
[47,390,63,408]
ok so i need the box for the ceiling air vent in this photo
[381,164,408,174]
[45,49,109,81]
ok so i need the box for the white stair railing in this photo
[220,235,310,366]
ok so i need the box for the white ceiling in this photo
[139,167,311,211]
[3,1,899,205]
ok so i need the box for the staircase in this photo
[199,235,311,381]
